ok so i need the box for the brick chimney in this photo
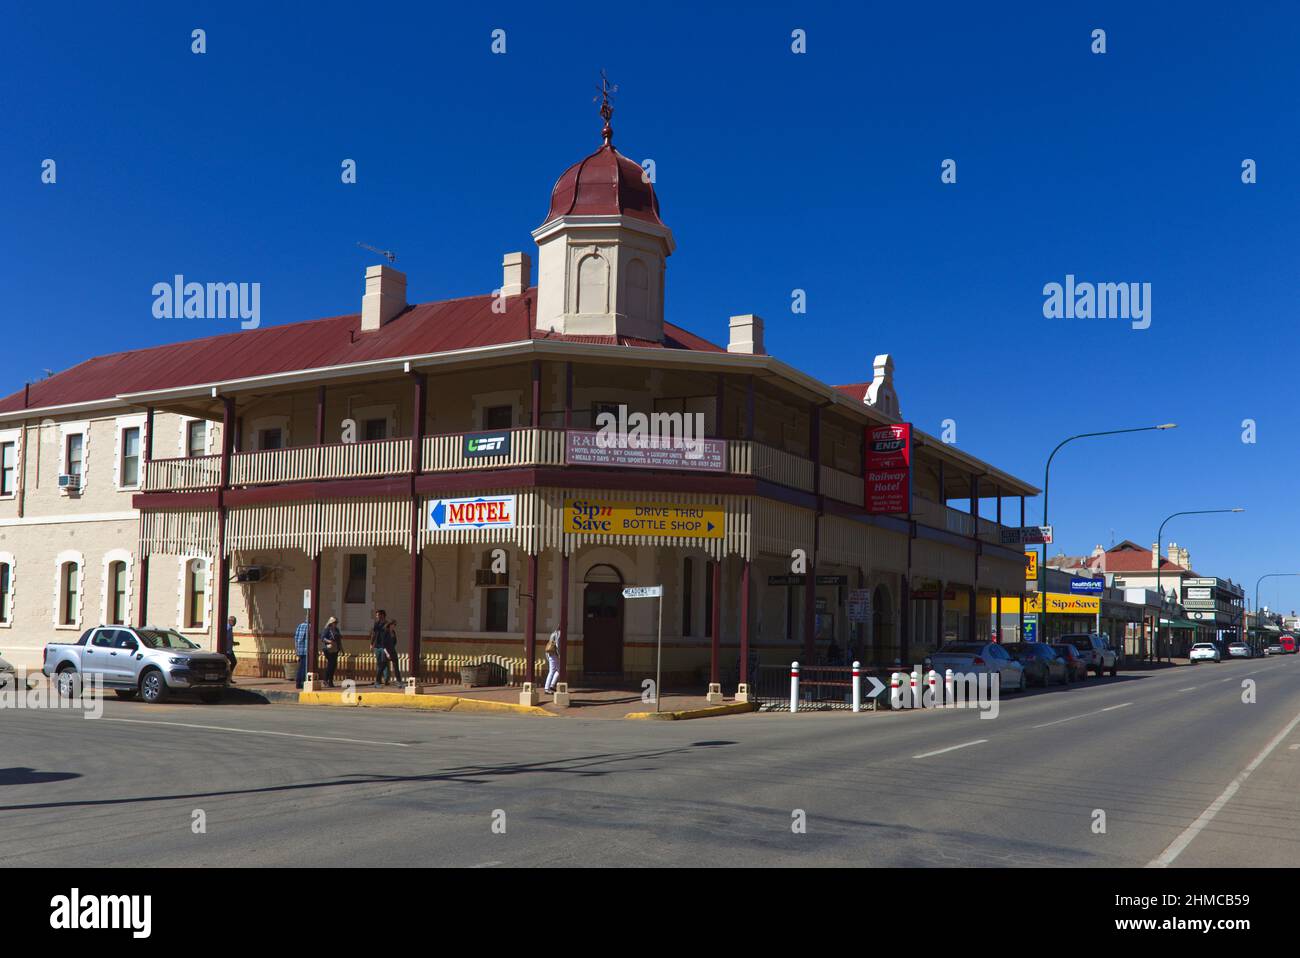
[361,264,407,332]
[502,252,531,298]
[1151,542,1160,569]
[727,314,765,354]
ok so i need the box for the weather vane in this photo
[594,69,617,145]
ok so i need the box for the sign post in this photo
[623,585,664,712]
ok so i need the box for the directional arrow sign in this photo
[864,675,886,698]
[622,585,663,599]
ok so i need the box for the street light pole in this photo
[1041,425,1175,640]
[1254,573,1300,652]
[1155,508,1244,662]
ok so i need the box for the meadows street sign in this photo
[428,495,517,530]
[622,586,663,599]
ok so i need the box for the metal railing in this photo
[229,438,411,486]
[730,440,815,492]
[422,427,566,473]
[144,455,220,492]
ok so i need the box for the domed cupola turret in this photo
[531,78,675,341]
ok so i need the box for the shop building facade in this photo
[0,122,1036,691]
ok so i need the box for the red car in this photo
[1050,643,1089,682]
[1281,635,1297,654]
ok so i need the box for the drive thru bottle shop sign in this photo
[865,423,912,514]
[565,498,724,539]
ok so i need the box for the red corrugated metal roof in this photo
[833,382,870,402]
[0,288,722,413]
[544,144,664,227]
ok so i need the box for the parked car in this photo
[1058,632,1120,677]
[1264,640,1287,656]
[1050,643,1089,682]
[1227,642,1252,659]
[928,641,1026,692]
[1190,642,1222,664]
[43,626,230,703]
[1004,642,1069,687]
[0,651,21,689]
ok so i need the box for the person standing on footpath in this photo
[371,610,389,686]
[320,616,342,688]
[384,617,403,686]
[293,617,310,690]
[543,628,561,694]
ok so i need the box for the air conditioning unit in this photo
[235,567,264,583]
[57,474,80,490]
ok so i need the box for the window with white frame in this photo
[0,439,15,497]
[108,560,128,625]
[186,420,208,458]
[119,426,141,488]
[59,560,79,626]
[65,433,85,480]
[185,559,207,629]
[0,559,12,624]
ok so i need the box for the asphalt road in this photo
[2,656,1297,867]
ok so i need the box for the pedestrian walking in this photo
[371,610,389,686]
[225,615,238,684]
[293,616,310,689]
[320,616,342,688]
[384,618,403,685]
[543,628,561,693]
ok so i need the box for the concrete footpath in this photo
[156,675,758,720]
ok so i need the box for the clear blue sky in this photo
[3,2,1298,611]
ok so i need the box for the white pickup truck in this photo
[1058,632,1121,677]
[43,625,230,704]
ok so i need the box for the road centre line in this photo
[1031,702,1132,729]
[1148,707,1300,867]
[913,739,987,759]
[102,717,413,748]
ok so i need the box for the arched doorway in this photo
[583,563,625,675]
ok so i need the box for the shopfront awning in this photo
[1160,618,1201,629]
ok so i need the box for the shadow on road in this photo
[0,767,81,787]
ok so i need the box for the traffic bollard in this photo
[927,669,938,708]
[852,660,861,713]
[945,668,955,708]
[890,671,902,710]
[790,661,800,713]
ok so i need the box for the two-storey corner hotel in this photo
[0,112,1038,693]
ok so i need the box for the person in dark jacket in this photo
[371,610,389,686]
[320,616,342,688]
[383,618,403,686]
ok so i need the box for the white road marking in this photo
[1148,708,1300,868]
[1032,702,1131,729]
[913,739,987,759]
[102,717,412,747]
[1177,687,1199,692]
